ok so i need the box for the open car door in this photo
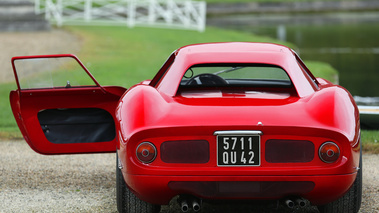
[10,54,126,154]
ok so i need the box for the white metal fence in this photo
[34,0,206,32]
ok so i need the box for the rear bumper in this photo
[125,172,357,206]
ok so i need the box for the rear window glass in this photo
[180,64,292,88]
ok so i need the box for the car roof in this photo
[156,42,317,97]
[176,42,291,54]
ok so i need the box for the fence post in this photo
[127,0,136,28]
[84,0,92,22]
[184,1,191,28]
[148,0,156,24]
[198,1,206,32]
[167,0,173,25]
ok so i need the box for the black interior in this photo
[38,108,115,144]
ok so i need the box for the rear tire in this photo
[116,154,161,213]
[318,151,362,213]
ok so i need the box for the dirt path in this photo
[0,29,81,83]
[0,140,378,213]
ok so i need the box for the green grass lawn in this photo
[0,82,18,138]
[303,61,339,84]
[362,130,379,154]
[1,25,377,153]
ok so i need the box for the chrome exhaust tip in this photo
[296,198,307,208]
[180,200,189,212]
[192,199,201,212]
[284,199,295,208]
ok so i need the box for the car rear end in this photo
[119,120,359,206]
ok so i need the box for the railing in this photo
[34,0,206,32]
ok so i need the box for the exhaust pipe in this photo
[296,198,307,208]
[178,195,202,212]
[192,199,201,212]
[284,199,295,208]
[180,200,189,212]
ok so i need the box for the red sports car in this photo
[10,42,361,213]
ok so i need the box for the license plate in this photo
[217,135,260,166]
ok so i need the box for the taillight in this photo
[265,139,314,163]
[136,142,157,164]
[160,140,209,164]
[319,142,340,163]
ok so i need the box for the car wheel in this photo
[318,150,362,213]
[116,154,161,213]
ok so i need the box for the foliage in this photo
[304,60,339,84]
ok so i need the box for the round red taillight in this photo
[319,142,340,163]
[136,142,157,163]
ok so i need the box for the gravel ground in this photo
[0,140,378,213]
